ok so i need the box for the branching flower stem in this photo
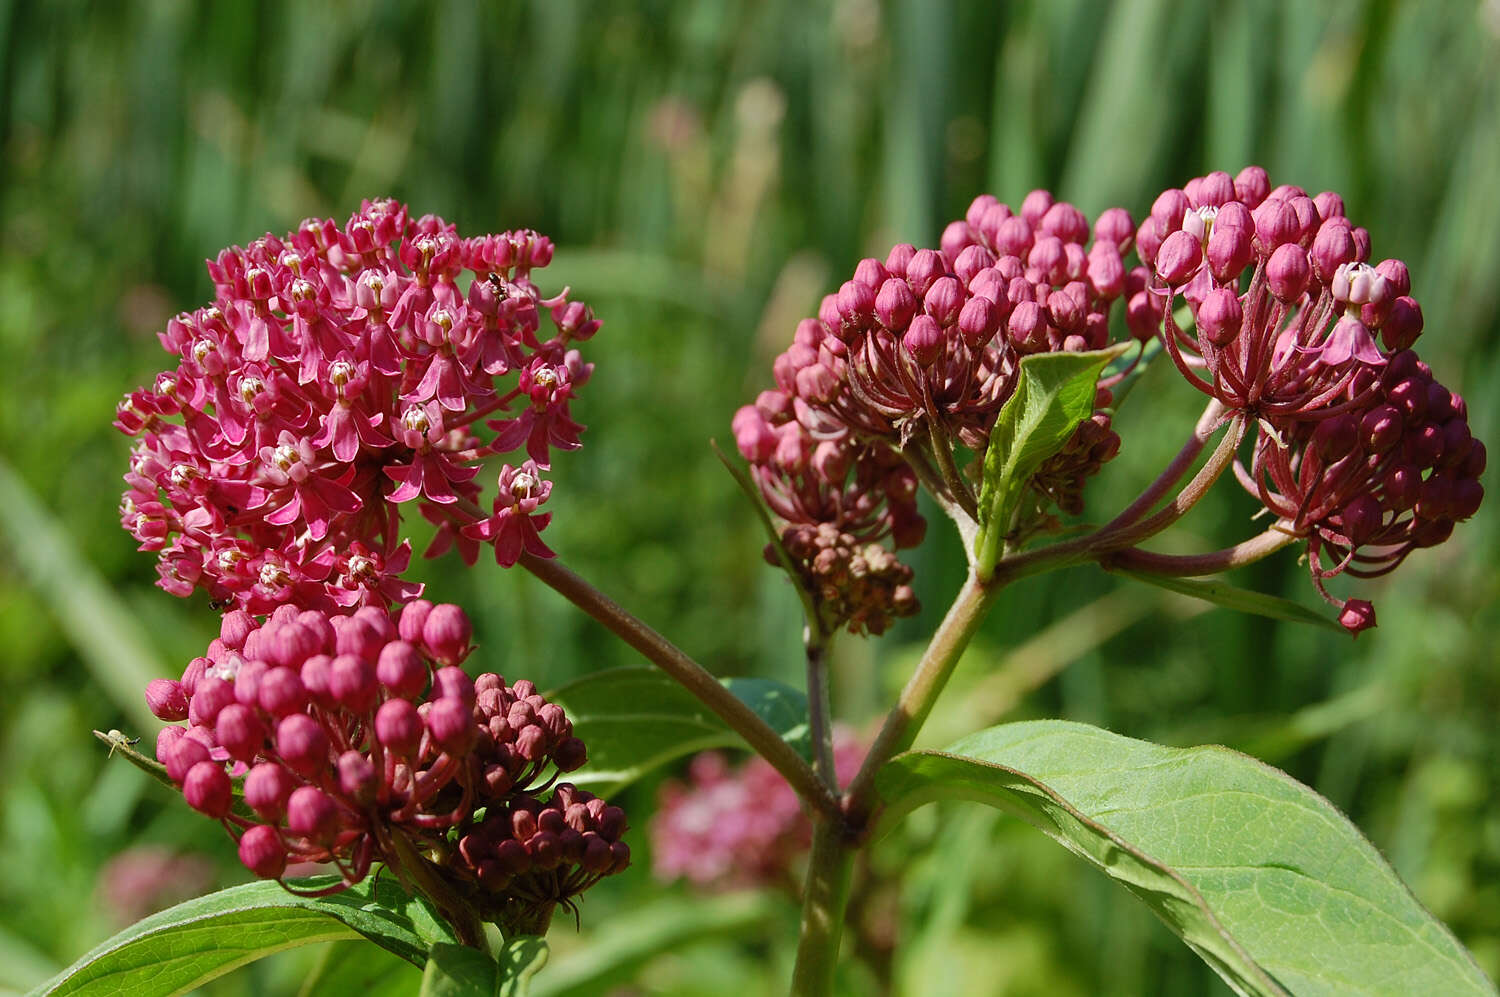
[517,551,841,822]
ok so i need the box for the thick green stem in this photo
[804,628,838,788]
[518,551,841,822]
[790,817,856,997]
[843,569,999,822]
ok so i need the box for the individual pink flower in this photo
[462,461,554,567]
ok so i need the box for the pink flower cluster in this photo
[116,199,597,613]
[652,731,864,890]
[1140,167,1485,629]
[146,599,627,920]
[733,191,1130,632]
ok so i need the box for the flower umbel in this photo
[147,600,626,933]
[116,200,599,612]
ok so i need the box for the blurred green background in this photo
[2,1,1497,994]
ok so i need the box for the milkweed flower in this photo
[1139,168,1484,630]
[147,600,627,928]
[116,200,598,612]
[734,191,1130,632]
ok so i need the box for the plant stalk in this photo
[790,816,856,997]
[843,568,999,823]
[805,627,838,788]
[518,551,841,821]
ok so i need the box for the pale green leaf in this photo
[877,720,1495,997]
[419,944,495,997]
[974,346,1128,576]
[496,936,548,997]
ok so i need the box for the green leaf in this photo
[877,720,1496,997]
[548,667,810,795]
[974,345,1128,577]
[1115,570,1343,633]
[496,937,549,997]
[420,944,496,997]
[33,876,458,996]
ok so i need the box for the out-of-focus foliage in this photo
[1,1,1496,993]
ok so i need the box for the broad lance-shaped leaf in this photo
[877,720,1496,997]
[548,667,810,795]
[34,877,458,997]
[974,345,1129,577]
[1115,570,1343,633]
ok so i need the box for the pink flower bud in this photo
[1252,198,1298,252]
[188,676,235,727]
[287,785,339,841]
[377,640,427,699]
[332,616,383,660]
[952,245,993,286]
[1197,288,1243,347]
[259,666,308,716]
[902,315,945,367]
[433,665,476,706]
[994,215,1033,257]
[1206,223,1253,283]
[183,761,232,818]
[180,656,207,696]
[794,362,839,404]
[427,697,476,753]
[922,276,964,327]
[1040,202,1089,243]
[1093,207,1135,249]
[422,604,473,666]
[375,698,423,756]
[276,713,329,777]
[904,249,945,297]
[1313,190,1346,220]
[1266,244,1310,301]
[1150,188,1189,233]
[1373,258,1411,298]
[852,257,888,290]
[1360,405,1404,454]
[397,599,434,645]
[1155,230,1202,286]
[220,610,256,650]
[874,278,917,330]
[1234,165,1270,207]
[1313,221,1359,283]
[554,736,588,772]
[329,654,377,712]
[1086,242,1125,299]
[238,824,286,879]
[146,679,189,721]
[338,750,378,803]
[244,762,296,820]
[215,703,266,762]
[1338,599,1377,636]
[1194,171,1235,208]
[835,280,875,329]
[164,735,210,784]
[876,244,912,280]
[1020,188,1054,227]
